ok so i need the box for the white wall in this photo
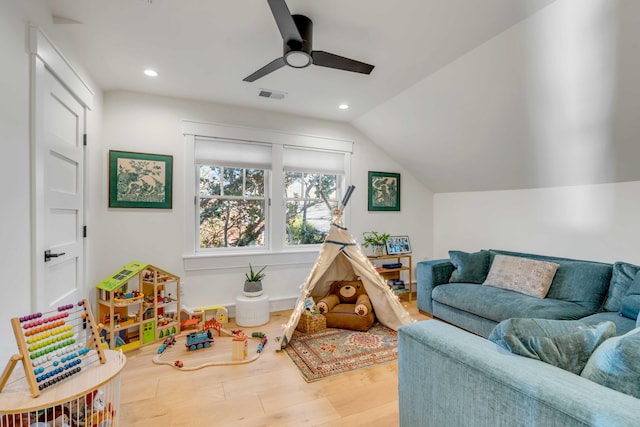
[0,0,102,361]
[434,181,640,264]
[424,0,640,265]
[95,91,433,312]
[354,0,640,193]
[0,1,34,360]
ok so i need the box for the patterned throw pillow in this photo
[483,255,559,298]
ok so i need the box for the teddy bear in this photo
[316,280,375,331]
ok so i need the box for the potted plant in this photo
[362,231,390,257]
[243,264,266,297]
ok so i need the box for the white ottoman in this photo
[235,293,270,327]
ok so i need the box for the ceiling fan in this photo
[243,0,375,82]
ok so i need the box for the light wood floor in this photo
[118,299,431,426]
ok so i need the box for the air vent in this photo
[258,89,286,100]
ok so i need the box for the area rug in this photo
[283,324,398,382]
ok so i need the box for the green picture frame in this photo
[108,150,173,209]
[368,171,400,211]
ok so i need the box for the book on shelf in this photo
[382,263,403,269]
[387,279,405,290]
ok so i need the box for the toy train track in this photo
[151,329,266,371]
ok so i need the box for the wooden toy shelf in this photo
[96,262,180,352]
[369,254,413,301]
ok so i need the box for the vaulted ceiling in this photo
[46,0,640,193]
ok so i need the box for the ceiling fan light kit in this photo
[243,0,375,82]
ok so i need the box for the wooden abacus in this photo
[0,299,105,398]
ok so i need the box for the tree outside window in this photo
[198,165,266,248]
[284,172,339,245]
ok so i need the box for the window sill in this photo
[182,248,320,271]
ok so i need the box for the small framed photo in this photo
[109,150,173,209]
[386,235,412,255]
[368,171,400,211]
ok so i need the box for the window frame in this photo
[182,121,352,271]
[283,170,343,247]
[197,164,270,250]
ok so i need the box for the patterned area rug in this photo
[283,324,398,382]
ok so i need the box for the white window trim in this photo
[182,120,352,271]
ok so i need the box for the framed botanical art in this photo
[368,171,400,211]
[386,235,412,255]
[108,150,173,209]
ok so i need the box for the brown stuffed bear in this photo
[316,280,375,331]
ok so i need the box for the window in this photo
[282,146,345,246]
[184,121,352,263]
[284,171,340,245]
[199,165,267,248]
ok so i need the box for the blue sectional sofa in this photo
[416,249,638,337]
[398,320,640,427]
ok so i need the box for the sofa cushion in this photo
[603,262,640,312]
[580,311,637,336]
[489,250,612,312]
[619,272,640,320]
[489,318,616,374]
[581,328,640,398]
[483,255,559,298]
[432,283,594,324]
[448,250,490,284]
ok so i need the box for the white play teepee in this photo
[278,187,413,350]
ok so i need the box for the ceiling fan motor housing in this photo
[284,15,313,68]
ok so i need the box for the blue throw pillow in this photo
[620,272,640,320]
[581,328,640,398]
[603,262,640,312]
[448,250,490,284]
[489,318,616,375]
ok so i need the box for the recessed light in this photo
[338,103,349,110]
[144,69,158,77]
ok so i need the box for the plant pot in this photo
[243,280,263,297]
[371,244,385,257]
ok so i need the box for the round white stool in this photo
[235,293,270,327]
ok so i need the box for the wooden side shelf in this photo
[369,254,413,301]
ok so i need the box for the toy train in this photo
[185,330,214,351]
[157,334,176,354]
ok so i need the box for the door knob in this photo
[44,249,66,262]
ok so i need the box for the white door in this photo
[32,57,86,311]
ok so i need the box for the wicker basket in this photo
[296,311,327,333]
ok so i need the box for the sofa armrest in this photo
[398,320,640,427]
[415,259,454,314]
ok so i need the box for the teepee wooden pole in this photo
[336,185,355,216]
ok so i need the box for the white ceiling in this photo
[49,0,639,193]
[46,0,553,120]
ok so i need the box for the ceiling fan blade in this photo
[267,0,302,43]
[311,51,374,75]
[243,57,286,82]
